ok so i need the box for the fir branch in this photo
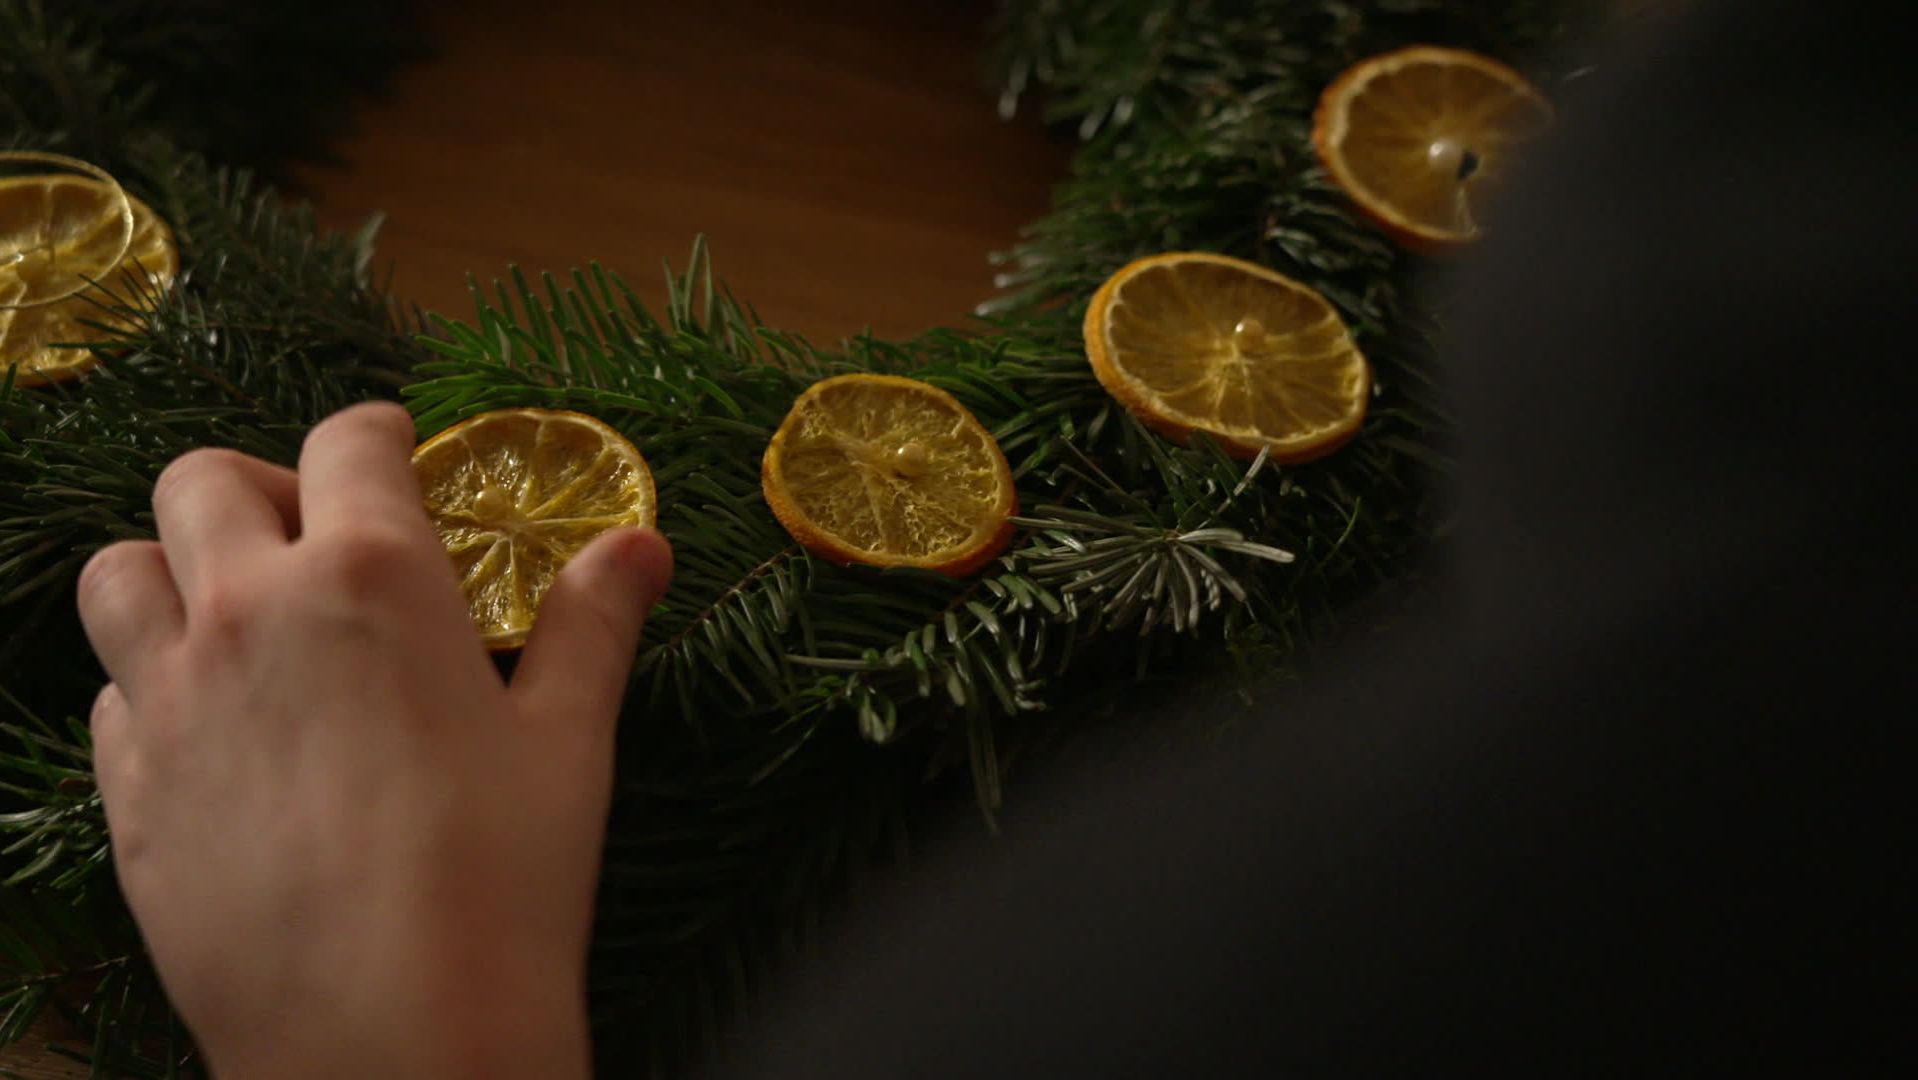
[5,0,427,181]
[0,883,177,1078]
[0,684,102,893]
[2,94,422,660]
[404,214,1448,1064]
[4,5,426,1059]
[4,0,1595,1073]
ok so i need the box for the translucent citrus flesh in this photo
[1323,50,1551,239]
[1095,255,1367,459]
[414,409,656,647]
[0,175,132,303]
[767,375,1013,569]
[1,179,178,386]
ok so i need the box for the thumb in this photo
[512,527,673,723]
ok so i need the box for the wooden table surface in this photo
[302,0,1069,341]
[1,1,1065,1074]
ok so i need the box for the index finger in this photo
[296,402,434,540]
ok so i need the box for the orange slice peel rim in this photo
[1312,44,1553,250]
[1082,251,1370,464]
[761,373,1017,577]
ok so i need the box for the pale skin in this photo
[75,402,673,1078]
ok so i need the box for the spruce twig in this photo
[2,1,1596,1074]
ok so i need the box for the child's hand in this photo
[77,402,671,1079]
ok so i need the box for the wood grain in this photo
[298,0,1069,341]
[2,2,1064,1074]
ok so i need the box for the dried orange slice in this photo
[1,179,179,386]
[762,373,1016,576]
[1312,45,1552,249]
[1083,252,1369,463]
[413,408,657,649]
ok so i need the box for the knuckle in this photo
[318,527,425,595]
[307,401,413,450]
[90,686,148,803]
[152,447,243,503]
[193,581,254,640]
[302,410,354,448]
[77,544,137,611]
[88,683,121,732]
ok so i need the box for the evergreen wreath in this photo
[2,1,1599,1074]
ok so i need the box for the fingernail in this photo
[591,527,670,608]
[631,527,673,610]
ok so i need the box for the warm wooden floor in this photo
[1,3,1067,1073]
